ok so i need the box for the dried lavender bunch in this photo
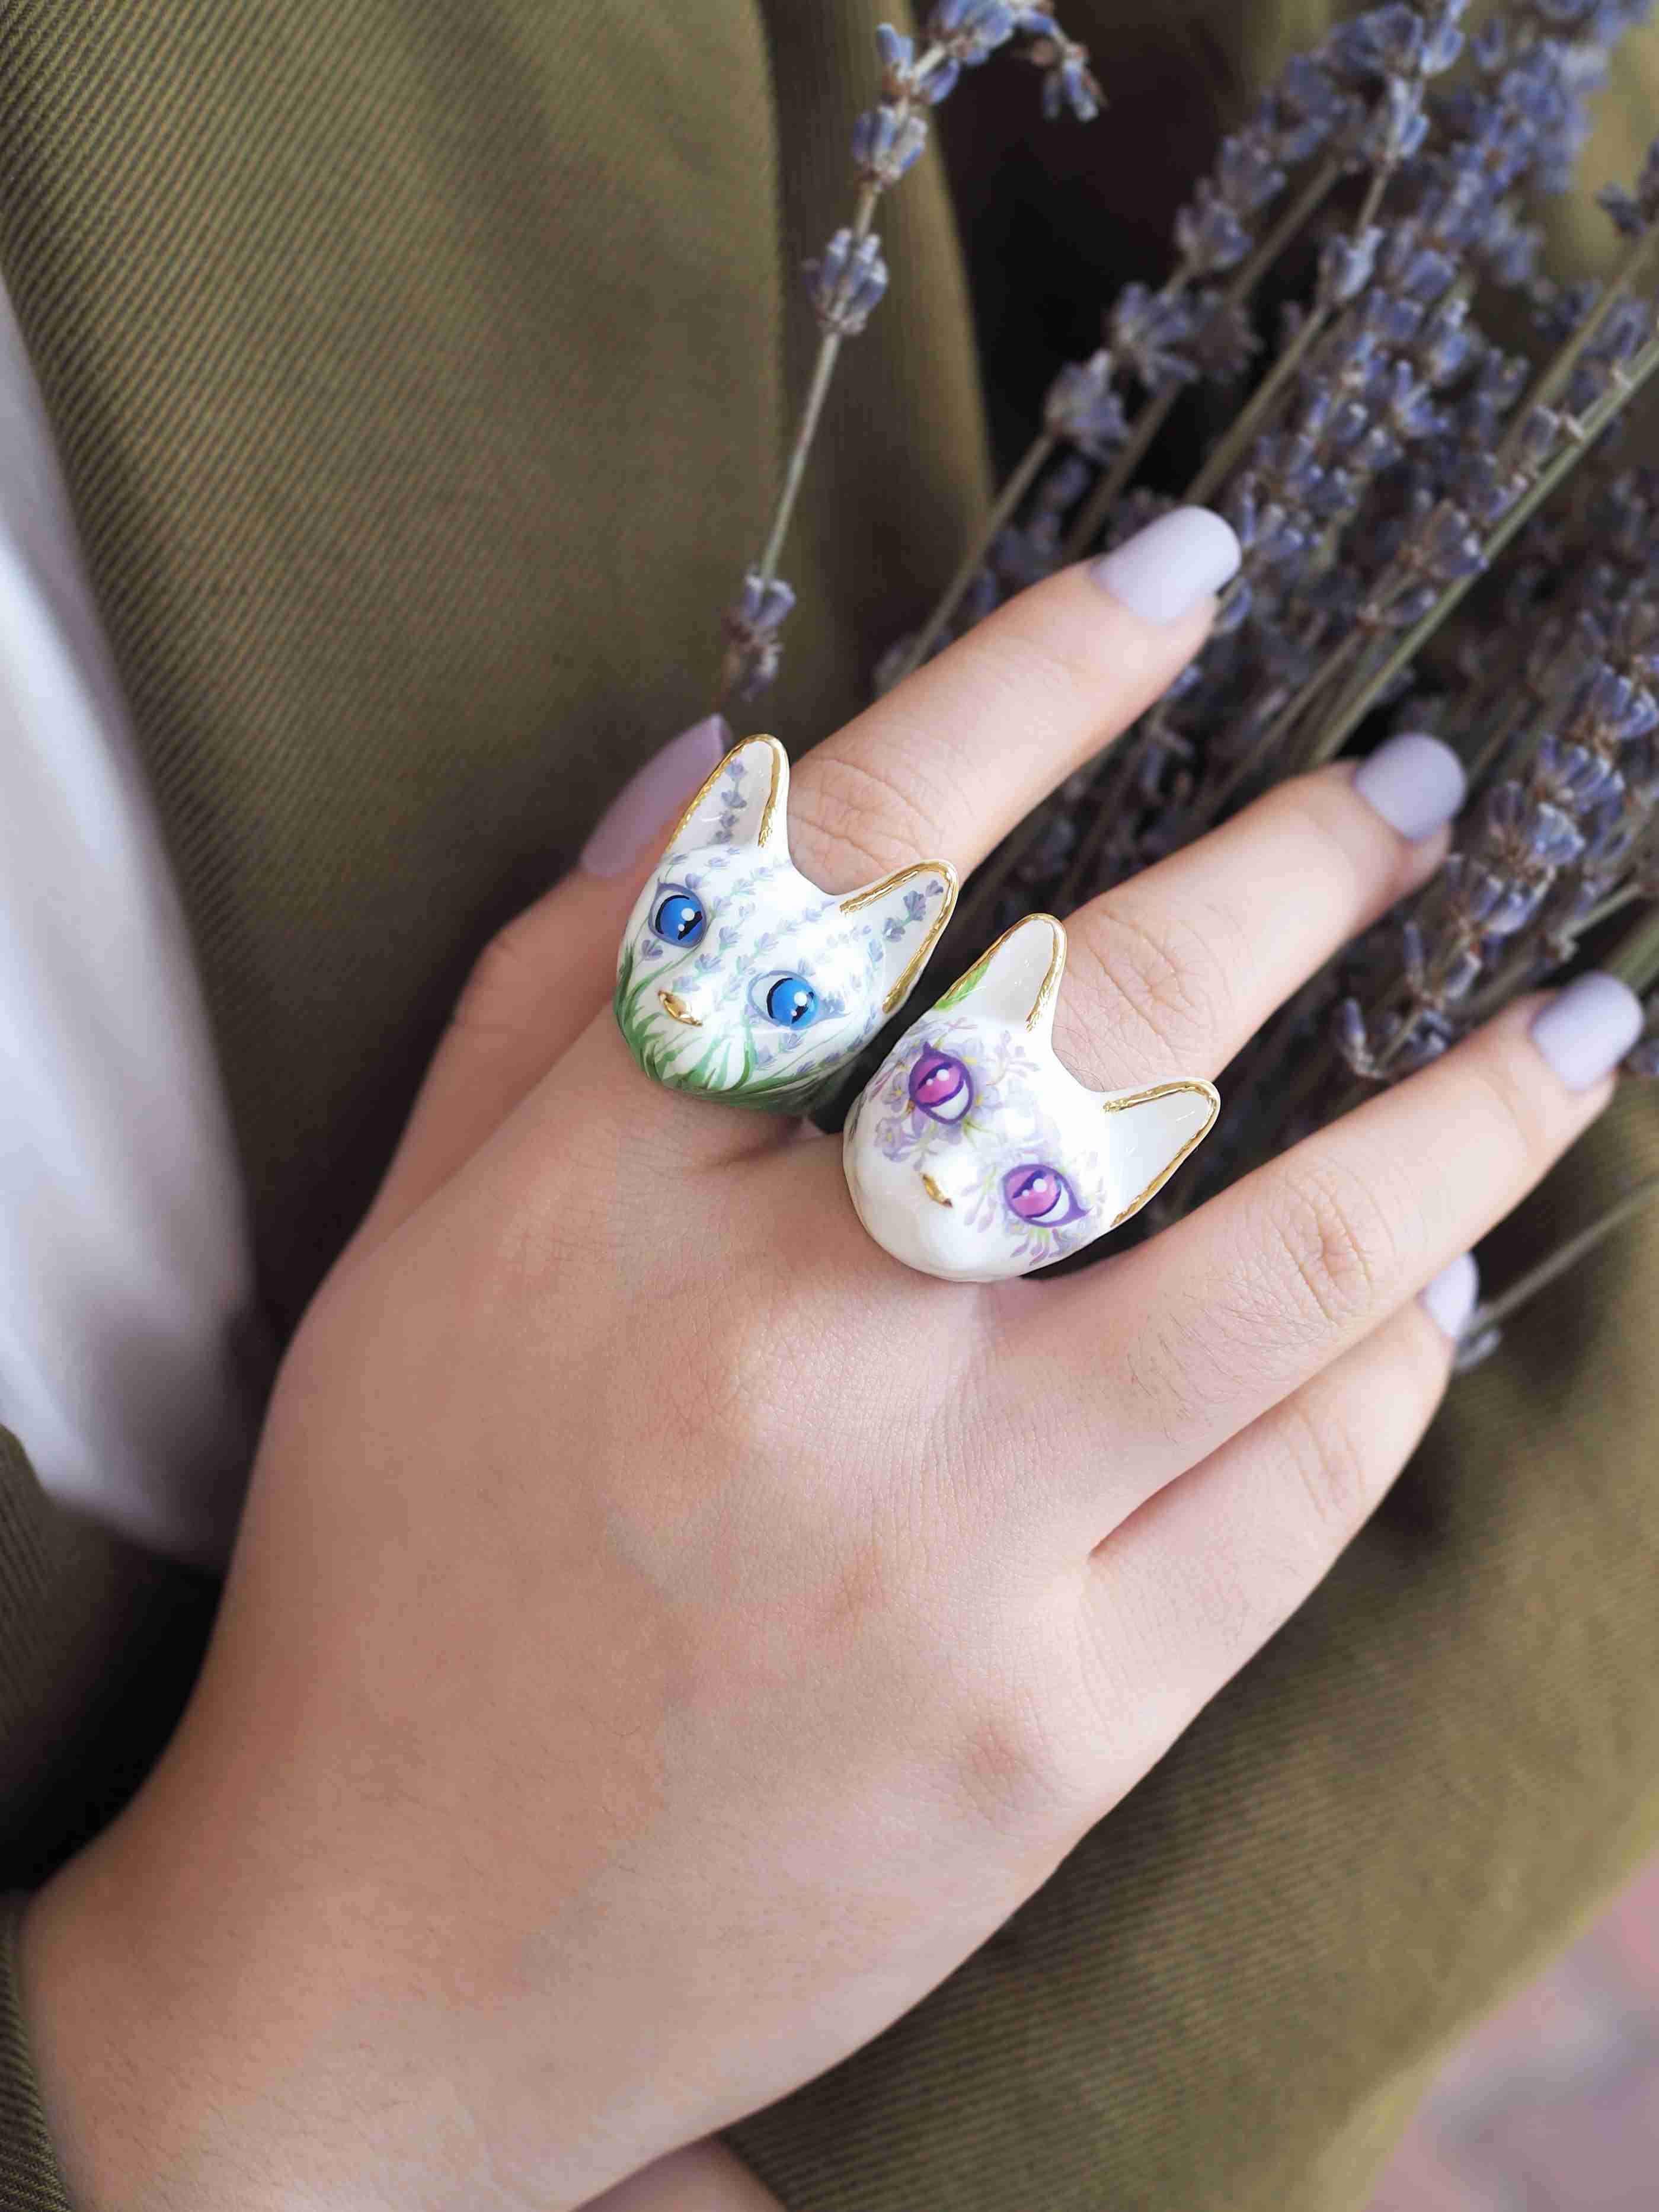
[875,0,1659,1339]
[717,5,1102,705]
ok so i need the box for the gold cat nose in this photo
[658,989,701,1027]
[920,1172,954,1209]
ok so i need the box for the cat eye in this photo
[907,1048,974,1123]
[1002,1164,1088,1228]
[752,972,820,1029]
[651,884,707,948]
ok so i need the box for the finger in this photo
[1078,1268,1472,1792]
[1051,734,1466,1092]
[358,717,729,1245]
[544,514,1241,1168]
[1019,976,1643,1537]
[782,507,1241,896]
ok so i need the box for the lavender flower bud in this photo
[1108,283,1200,391]
[721,573,797,702]
[1043,350,1130,459]
[1173,181,1252,277]
[1317,225,1382,307]
[1332,997,1376,1077]
[928,0,1018,66]
[852,103,929,186]
[1214,130,1286,216]
[803,229,890,336]
[1191,292,1262,384]
[1025,33,1103,123]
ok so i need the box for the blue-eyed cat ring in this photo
[614,735,958,1117]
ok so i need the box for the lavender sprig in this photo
[718,8,1101,708]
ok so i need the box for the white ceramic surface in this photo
[615,736,957,1115]
[843,913,1219,1283]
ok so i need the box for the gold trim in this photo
[841,860,961,1015]
[659,735,788,857]
[658,989,701,1027]
[935,913,1066,1030]
[1021,915,1067,1032]
[755,736,786,848]
[921,1173,954,1209]
[1102,1080,1221,1230]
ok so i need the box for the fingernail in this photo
[1353,731,1466,842]
[580,715,730,877]
[1529,971,1644,1092]
[1420,1253,1478,1342]
[1089,507,1241,625]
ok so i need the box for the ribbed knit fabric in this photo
[1,5,1658,2209]
[0,1906,69,2211]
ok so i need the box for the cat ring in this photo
[613,735,957,1117]
[843,916,1219,1283]
[614,734,1219,1281]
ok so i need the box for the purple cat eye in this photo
[1003,1164,1087,1228]
[909,1047,974,1123]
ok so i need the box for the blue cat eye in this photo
[651,885,707,948]
[752,972,820,1029]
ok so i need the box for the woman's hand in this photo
[21,512,1638,2212]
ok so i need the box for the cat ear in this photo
[1099,1080,1220,1228]
[842,861,960,1015]
[664,734,789,855]
[934,914,1066,1033]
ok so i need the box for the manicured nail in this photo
[581,715,730,877]
[1353,731,1466,842]
[1529,971,1644,1092]
[1089,507,1241,625]
[1420,1253,1478,1342]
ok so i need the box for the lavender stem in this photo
[1464,1174,1659,1342]
[1062,156,1345,563]
[889,430,1056,683]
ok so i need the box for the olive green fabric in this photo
[0,1904,68,2212]
[0,2,1657,2208]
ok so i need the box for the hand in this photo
[20,512,1635,2211]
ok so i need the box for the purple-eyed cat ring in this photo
[614,735,957,1116]
[843,913,1219,1284]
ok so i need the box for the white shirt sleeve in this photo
[0,277,265,1568]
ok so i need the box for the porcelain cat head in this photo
[843,914,1219,1283]
[614,736,957,1115]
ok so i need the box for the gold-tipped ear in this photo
[661,735,788,856]
[934,913,1066,1030]
[1103,1079,1221,1229]
[841,860,960,1013]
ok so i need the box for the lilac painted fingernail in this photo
[1529,972,1644,1092]
[1089,507,1241,625]
[1353,732,1466,842]
[580,715,730,878]
[1420,1253,1478,1342]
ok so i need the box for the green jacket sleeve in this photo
[1,1898,72,2212]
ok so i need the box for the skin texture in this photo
[18,557,1618,2212]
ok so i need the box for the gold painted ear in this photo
[663,735,787,856]
[842,861,960,1014]
[933,914,1066,1031]
[1101,1080,1220,1229]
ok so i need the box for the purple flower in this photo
[803,229,890,337]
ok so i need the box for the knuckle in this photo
[950,1666,1096,1836]
[451,919,540,1043]
[1256,1158,1397,1338]
[1462,1050,1552,1176]
[1064,900,1237,1070]
[1274,1387,1377,1543]
[788,750,950,886]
